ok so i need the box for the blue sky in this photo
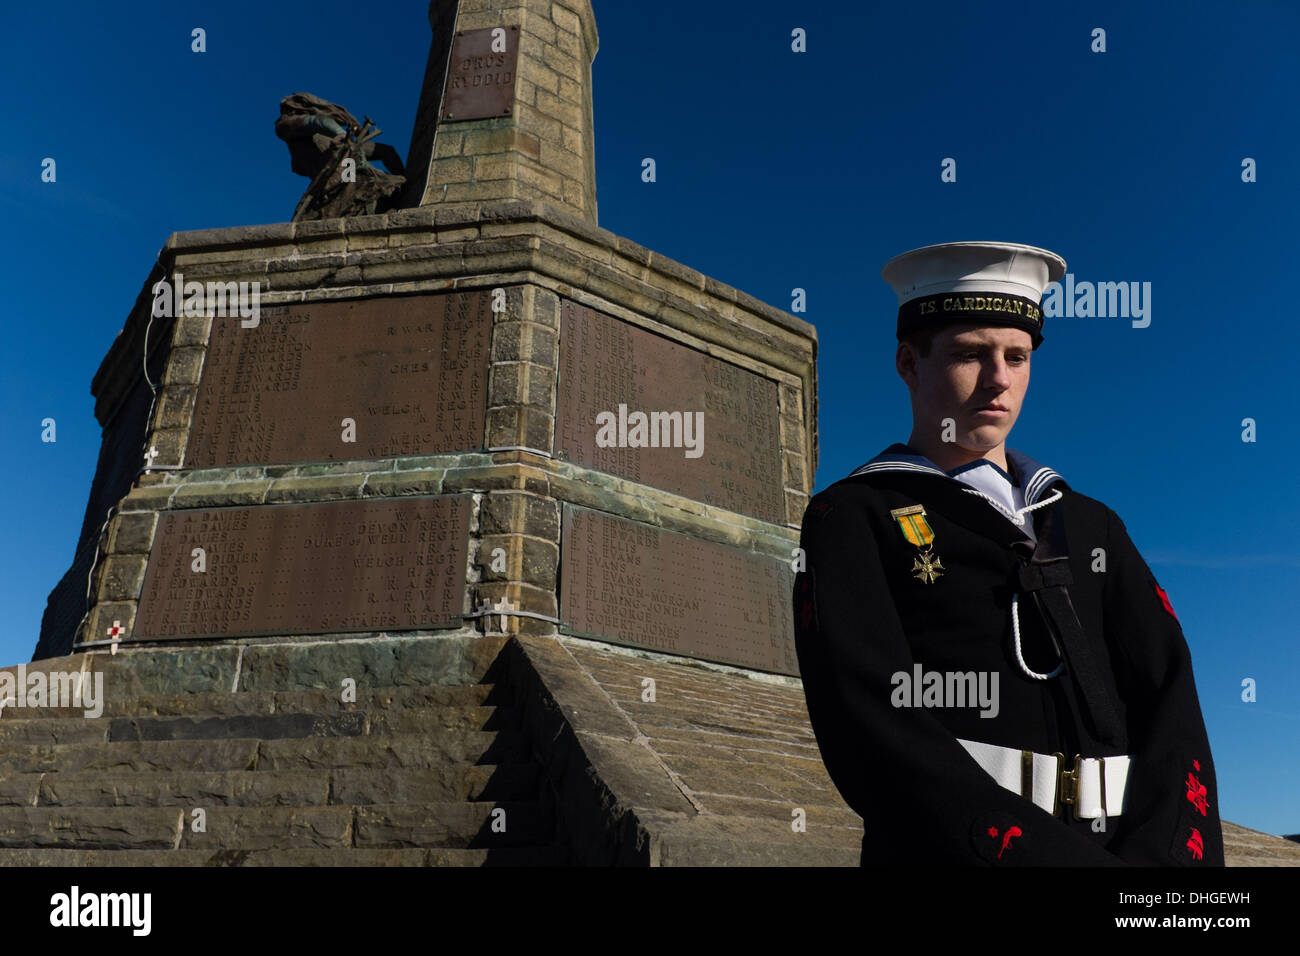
[2,1,1297,835]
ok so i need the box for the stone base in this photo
[3,636,1287,866]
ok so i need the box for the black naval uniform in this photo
[793,443,1225,866]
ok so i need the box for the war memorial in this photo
[5,0,1295,868]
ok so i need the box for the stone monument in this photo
[35,0,818,678]
[21,0,1288,867]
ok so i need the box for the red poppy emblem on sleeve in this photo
[973,813,1028,863]
[1154,581,1179,622]
[1185,771,1208,816]
[996,826,1022,859]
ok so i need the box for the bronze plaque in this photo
[560,506,797,675]
[134,496,472,640]
[440,26,520,122]
[185,292,491,467]
[556,301,784,523]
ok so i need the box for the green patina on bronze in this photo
[275,92,407,221]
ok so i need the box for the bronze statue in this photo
[275,92,407,221]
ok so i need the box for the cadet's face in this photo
[901,325,1032,454]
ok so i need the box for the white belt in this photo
[957,738,1131,819]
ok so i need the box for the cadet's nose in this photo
[984,355,1013,390]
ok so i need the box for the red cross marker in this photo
[107,620,124,638]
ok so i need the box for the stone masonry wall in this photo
[47,200,817,667]
[408,0,600,222]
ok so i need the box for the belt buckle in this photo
[1055,752,1081,820]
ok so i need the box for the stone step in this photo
[0,803,553,851]
[329,766,542,806]
[365,706,518,735]
[0,730,532,775]
[0,719,113,747]
[0,846,570,866]
[7,636,508,702]
[0,705,518,748]
[347,802,554,850]
[0,683,500,721]
[255,731,532,771]
[106,712,369,743]
[0,806,183,850]
[97,706,516,743]
[3,764,542,809]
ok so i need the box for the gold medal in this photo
[890,504,945,584]
[911,546,945,584]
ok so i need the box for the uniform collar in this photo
[848,443,1066,505]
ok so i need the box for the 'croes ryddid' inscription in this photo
[559,506,798,675]
[555,301,784,523]
[440,26,520,122]
[185,292,491,467]
[134,496,471,639]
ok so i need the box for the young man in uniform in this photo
[793,241,1224,866]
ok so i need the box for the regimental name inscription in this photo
[559,506,798,676]
[185,292,491,467]
[134,496,472,640]
[440,26,520,122]
[555,301,784,523]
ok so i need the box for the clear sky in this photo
[2,1,1296,836]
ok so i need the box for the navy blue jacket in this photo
[793,444,1224,866]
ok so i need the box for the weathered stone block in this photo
[362,470,444,498]
[109,512,157,555]
[179,807,352,850]
[119,486,177,513]
[236,636,505,693]
[519,537,558,589]
[486,405,553,451]
[146,429,186,469]
[153,386,196,431]
[171,481,271,509]
[263,475,366,504]
[162,347,205,386]
[479,492,560,540]
[551,3,582,35]
[88,646,242,698]
[173,314,212,347]
[96,555,148,602]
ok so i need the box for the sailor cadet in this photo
[793,241,1224,866]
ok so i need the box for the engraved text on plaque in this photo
[560,506,797,675]
[186,292,491,467]
[440,26,520,122]
[556,301,784,523]
[135,496,472,639]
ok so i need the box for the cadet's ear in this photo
[896,342,919,390]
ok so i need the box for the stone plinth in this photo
[36,201,818,677]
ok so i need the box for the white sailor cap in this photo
[882,241,1067,349]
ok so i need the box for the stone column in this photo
[401,0,599,223]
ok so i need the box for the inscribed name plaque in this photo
[134,496,471,640]
[185,291,491,467]
[440,26,520,121]
[560,507,797,675]
[556,301,784,523]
